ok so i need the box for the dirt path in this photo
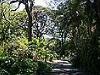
[50,60,84,75]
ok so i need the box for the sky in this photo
[12,0,62,11]
[34,0,48,7]
[13,0,49,11]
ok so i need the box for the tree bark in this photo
[94,0,100,52]
[25,1,33,42]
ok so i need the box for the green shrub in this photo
[0,56,53,75]
[36,61,52,75]
[0,56,38,75]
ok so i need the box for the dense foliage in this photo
[53,0,100,75]
[0,0,100,75]
[0,2,53,75]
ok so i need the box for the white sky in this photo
[12,0,61,11]
[34,0,48,7]
[12,0,49,11]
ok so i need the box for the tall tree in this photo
[54,0,100,74]
[94,0,100,52]
[10,0,34,42]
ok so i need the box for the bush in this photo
[36,61,52,75]
[0,56,53,75]
[0,56,38,75]
[71,49,100,75]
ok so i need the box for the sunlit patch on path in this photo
[50,60,84,75]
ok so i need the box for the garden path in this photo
[50,60,85,75]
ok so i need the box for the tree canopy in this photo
[0,0,100,75]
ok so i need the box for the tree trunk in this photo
[94,0,100,54]
[25,3,33,42]
[93,0,100,73]
[28,13,32,42]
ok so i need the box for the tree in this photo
[10,0,34,42]
[53,0,100,74]
[94,0,100,58]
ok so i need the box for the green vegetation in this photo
[0,0,100,75]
